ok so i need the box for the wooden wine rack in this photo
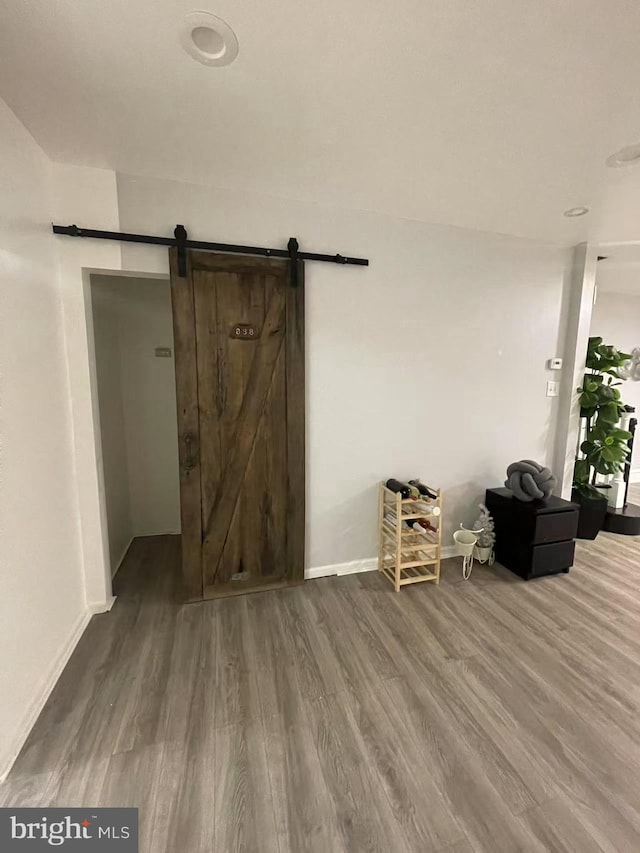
[378,481,442,591]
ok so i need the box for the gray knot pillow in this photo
[505,459,556,502]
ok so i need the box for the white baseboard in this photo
[630,468,640,484]
[305,547,457,580]
[336,557,377,576]
[88,595,117,614]
[111,537,134,579]
[136,530,182,538]
[305,557,376,579]
[0,609,91,782]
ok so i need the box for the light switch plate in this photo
[155,347,172,358]
[548,357,563,370]
[546,380,560,397]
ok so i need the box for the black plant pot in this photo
[572,489,608,540]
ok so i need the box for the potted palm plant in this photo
[572,337,632,539]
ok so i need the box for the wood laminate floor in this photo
[3,530,640,852]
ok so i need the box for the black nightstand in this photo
[485,487,579,580]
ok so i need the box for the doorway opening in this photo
[89,272,181,581]
[555,242,640,537]
[86,250,306,604]
[589,248,640,524]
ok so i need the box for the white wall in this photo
[114,173,570,568]
[91,275,180,553]
[51,162,122,608]
[0,99,87,779]
[90,282,133,573]
[591,290,640,477]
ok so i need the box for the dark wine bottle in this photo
[409,479,438,500]
[418,518,438,534]
[404,519,424,533]
[385,478,413,499]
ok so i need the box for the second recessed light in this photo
[606,142,640,168]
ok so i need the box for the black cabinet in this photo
[485,488,579,580]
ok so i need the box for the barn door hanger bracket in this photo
[51,223,368,280]
[287,237,299,287]
[175,224,188,277]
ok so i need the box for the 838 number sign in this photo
[230,324,258,340]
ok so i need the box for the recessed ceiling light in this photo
[606,142,640,168]
[563,206,589,218]
[180,11,239,67]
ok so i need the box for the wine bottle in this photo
[404,519,424,533]
[385,479,413,499]
[418,518,438,534]
[422,505,441,517]
[409,479,438,500]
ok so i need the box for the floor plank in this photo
[262,696,346,853]
[213,718,279,853]
[305,690,413,853]
[3,529,640,852]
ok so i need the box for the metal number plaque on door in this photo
[231,324,258,340]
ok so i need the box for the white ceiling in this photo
[2,0,640,244]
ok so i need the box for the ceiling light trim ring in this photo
[563,206,590,218]
[180,11,239,67]
[606,142,640,168]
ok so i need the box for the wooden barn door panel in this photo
[171,250,304,600]
[169,249,202,600]
[284,260,305,586]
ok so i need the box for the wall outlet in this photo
[546,380,560,397]
[155,347,172,358]
[547,357,563,370]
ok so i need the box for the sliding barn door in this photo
[170,250,304,600]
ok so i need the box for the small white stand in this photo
[473,545,495,565]
[453,526,482,580]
